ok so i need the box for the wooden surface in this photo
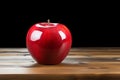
[0,47,120,80]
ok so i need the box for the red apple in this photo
[26,20,72,65]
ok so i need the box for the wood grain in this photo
[0,47,120,80]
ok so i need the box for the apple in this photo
[26,20,72,65]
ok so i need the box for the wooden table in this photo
[0,47,120,80]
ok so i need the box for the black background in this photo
[0,2,119,48]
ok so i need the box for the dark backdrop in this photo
[0,15,119,48]
[0,3,119,48]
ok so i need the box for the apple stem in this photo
[47,19,50,25]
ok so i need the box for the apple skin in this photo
[26,22,72,65]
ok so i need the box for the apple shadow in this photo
[27,59,88,68]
